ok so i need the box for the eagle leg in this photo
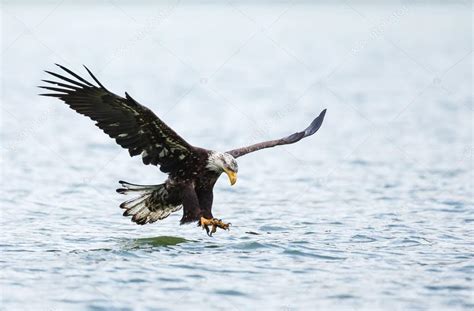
[199,217,231,236]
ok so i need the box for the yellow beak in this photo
[224,169,237,186]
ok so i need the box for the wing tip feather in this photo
[305,108,327,136]
[83,64,107,89]
[38,93,62,97]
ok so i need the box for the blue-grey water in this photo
[1,2,472,310]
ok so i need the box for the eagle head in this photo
[206,152,238,185]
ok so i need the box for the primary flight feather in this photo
[39,64,326,236]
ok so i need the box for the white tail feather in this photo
[117,181,182,225]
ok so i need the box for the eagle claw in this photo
[199,217,231,236]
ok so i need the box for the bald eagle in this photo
[39,64,326,236]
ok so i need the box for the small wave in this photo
[232,241,272,250]
[283,249,346,260]
[327,294,357,300]
[259,225,288,232]
[425,285,471,291]
[351,234,377,243]
[214,289,248,297]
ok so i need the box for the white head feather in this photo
[206,151,238,173]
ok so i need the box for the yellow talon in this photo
[199,217,231,236]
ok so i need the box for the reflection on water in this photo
[131,236,189,248]
[1,2,472,311]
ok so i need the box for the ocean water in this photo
[1,2,472,310]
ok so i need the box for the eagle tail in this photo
[116,180,182,225]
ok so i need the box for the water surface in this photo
[1,2,472,310]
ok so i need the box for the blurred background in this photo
[1,1,472,310]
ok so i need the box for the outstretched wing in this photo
[227,109,326,158]
[39,64,195,173]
